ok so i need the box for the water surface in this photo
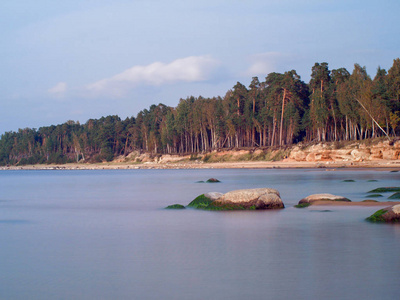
[0,169,399,299]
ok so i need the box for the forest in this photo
[1,59,400,165]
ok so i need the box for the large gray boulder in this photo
[213,188,284,209]
[298,193,351,205]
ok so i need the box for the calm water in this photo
[0,169,399,300]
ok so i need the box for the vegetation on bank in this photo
[1,58,400,166]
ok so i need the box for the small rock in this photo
[206,178,220,183]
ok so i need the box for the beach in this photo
[2,158,400,171]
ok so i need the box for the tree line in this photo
[1,59,400,165]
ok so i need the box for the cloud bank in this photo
[86,56,220,97]
[48,82,67,97]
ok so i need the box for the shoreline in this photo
[1,159,400,171]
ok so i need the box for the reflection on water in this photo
[0,169,399,299]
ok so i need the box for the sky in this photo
[1,0,399,134]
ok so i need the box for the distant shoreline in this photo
[2,159,400,171]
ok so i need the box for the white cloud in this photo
[48,82,68,97]
[245,52,290,76]
[86,56,220,97]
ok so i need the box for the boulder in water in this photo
[297,193,351,207]
[206,178,220,183]
[366,204,400,223]
[212,188,284,210]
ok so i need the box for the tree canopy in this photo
[1,59,400,165]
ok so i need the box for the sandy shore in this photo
[1,159,400,170]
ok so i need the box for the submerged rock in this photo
[368,187,400,193]
[388,192,400,199]
[298,193,351,206]
[206,178,220,183]
[165,204,186,209]
[366,204,400,223]
[213,188,284,210]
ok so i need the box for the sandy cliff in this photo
[288,139,400,163]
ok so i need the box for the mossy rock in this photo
[366,209,388,222]
[206,178,220,183]
[367,204,400,223]
[187,194,215,209]
[204,202,256,211]
[186,191,273,211]
[165,204,186,209]
[342,179,355,182]
[294,203,311,208]
[367,194,383,198]
[367,187,400,193]
[388,192,400,200]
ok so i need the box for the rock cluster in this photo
[167,188,284,210]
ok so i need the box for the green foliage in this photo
[1,58,400,166]
[366,209,388,222]
[342,179,356,182]
[271,149,290,161]
[165,204,186,209]
[368,187,400,193]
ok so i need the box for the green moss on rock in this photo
[368,187,400,193]
[187,193,259,211]
[165,204,186,209]
[187,194,215,209]
[388,192,400,199]
[367,194,383,198]
[366,209,388,222]
[295,203,311,208]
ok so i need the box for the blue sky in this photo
[1,0,399,134]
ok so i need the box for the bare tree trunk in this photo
[279,89,286,147]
